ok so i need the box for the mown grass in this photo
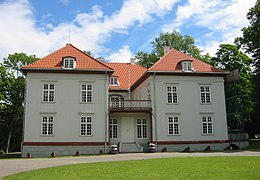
[5,156,260,180]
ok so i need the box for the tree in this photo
[3,53,39,73]
[236,0,260,134]
[212,44,254,134]
[136,30,211,68]
[0,53,38,153]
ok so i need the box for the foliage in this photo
[0,53,38,153]
[212,44,254,130]
[236,0,260,134]
[136,51,159,68]
[5,157,260,179]
[136,30,211,68]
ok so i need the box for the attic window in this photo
[182,61,193,72]
[109,77,119,86]
[63,57,76,69]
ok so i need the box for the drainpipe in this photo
[152,72,157,144]
[105,71,109,153]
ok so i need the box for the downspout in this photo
[105,71,109,153]
[152,72,157,144]
[22,76,27,155]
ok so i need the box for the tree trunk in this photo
[6,130,12,153]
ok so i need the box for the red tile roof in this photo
[105,63,147,90]
[149,48,224,73]
[22,44,113,71]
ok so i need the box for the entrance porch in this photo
[109,112,152,153]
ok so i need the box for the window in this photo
[182,61,192,72]
[109,119,118,139]
[168,116,180,135]
[80,116,92,136]
[42,84,55,102]
[109,95,124,108]
[137,119,147,139]
[63,57,75,69]
[81,84,93,103]
[200,86,211,104]
[166,86,178,104]
[41,116,54,135]
[109,77,119,86]
[202,115,213,135]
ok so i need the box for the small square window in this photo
[63,57,76,69]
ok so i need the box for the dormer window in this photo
[109,77,119,86]
[63,57,76,69]
[182,60,193,72]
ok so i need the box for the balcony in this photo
[108,100,152,112]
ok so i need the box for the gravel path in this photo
[1,151,260,179]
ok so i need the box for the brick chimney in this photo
[163,46,171,55]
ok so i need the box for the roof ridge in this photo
[148,48,175,71]
[67,44,113,70]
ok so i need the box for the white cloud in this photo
[162,0,256,56]
[107,46,133,63]
[0,0,178,61]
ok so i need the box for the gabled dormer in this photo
[181,60,193,72]
[109,76,119,86]
[62,56,76,69]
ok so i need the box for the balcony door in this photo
[109,95,124,109]
[121,117,134,142]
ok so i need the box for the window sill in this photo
[40,135,55,137]
[202,134,214,136]
[168,134,180,136]
[80,135,93,137]
[41,102,56,104]
[80,102,94,104]
[200,103,212,105]
[166,103,179,105]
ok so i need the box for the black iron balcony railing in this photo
[108,100,152,111]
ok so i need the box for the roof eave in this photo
[148,70,229,76]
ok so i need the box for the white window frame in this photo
[182,61,192,72]
[166,85,178,104]
[80,116,92,136]
[168,116,180,135]
[201,115,213,135]
[109,77,119,86]
[109,119,118,139]
[137,119,147,139]
[80,84,93,103]
[42,83,55,102]
[200,86,211,104]
[41,115,54,136]
[63,57,75,69]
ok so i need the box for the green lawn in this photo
[5,156,260,179]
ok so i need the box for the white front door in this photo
[121,117,134,142]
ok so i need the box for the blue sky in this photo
[0,0,256,62]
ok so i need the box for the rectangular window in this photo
[109,119,118,139]
[200,86,211,104]
[109,77,119,86]
[80,116,92,136]
[81,84,93,103]
[166,86,178,104]
[42,84,55,102]
[202,115,213,135]
[63,58,75,69]
[137,119,147,139]
[41,116,54,135]
[168,116,180,135]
